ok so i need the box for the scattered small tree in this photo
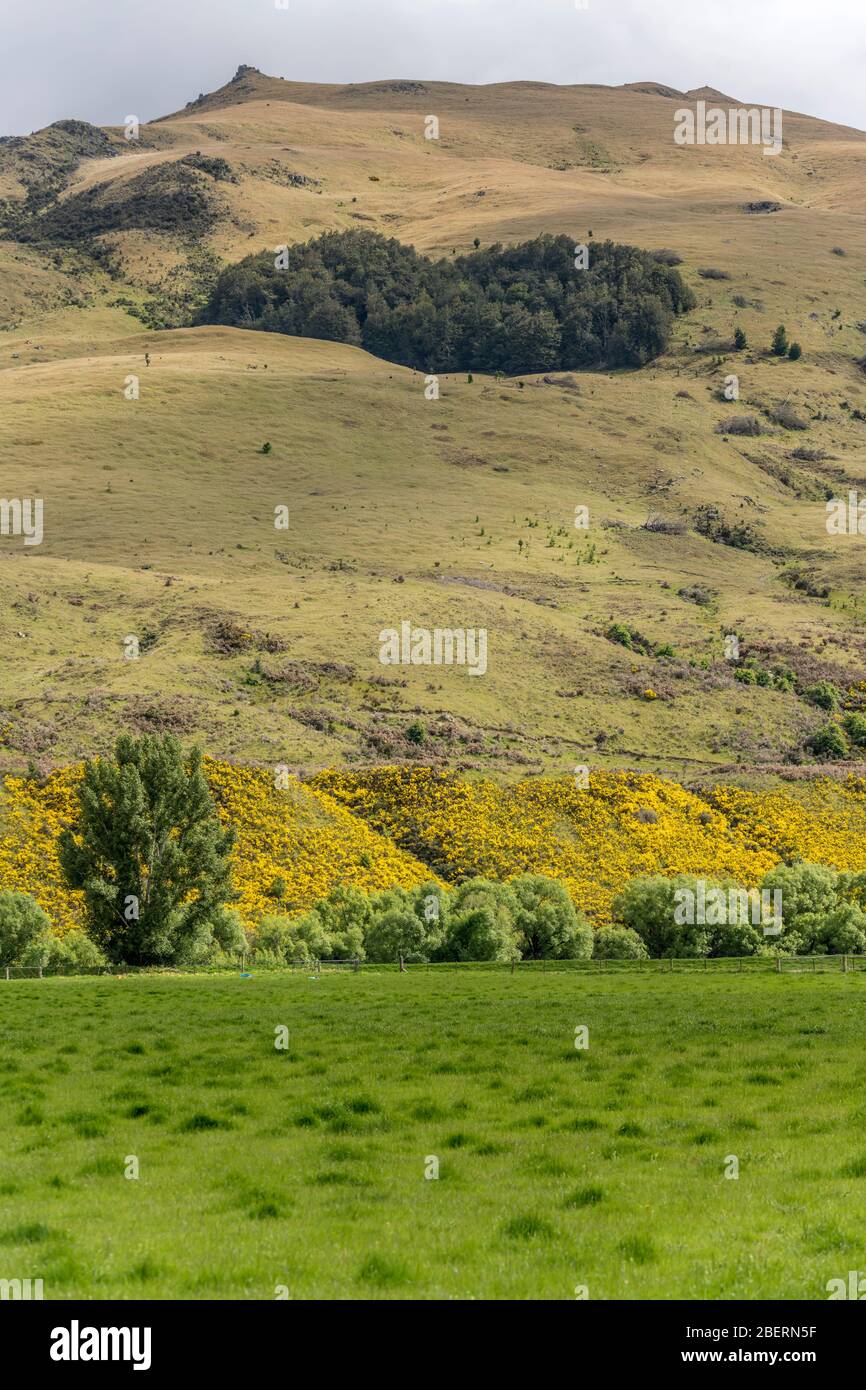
[843,712,866,747]
[771,324,789,355]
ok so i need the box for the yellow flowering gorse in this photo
[4,761,866,933]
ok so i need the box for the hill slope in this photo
[1,72,866,781]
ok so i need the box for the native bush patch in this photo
[201,229,695,372]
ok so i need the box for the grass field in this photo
[2,968,865,1300]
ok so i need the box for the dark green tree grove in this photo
[201,229,695,373]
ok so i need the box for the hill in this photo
[1,71,866,782]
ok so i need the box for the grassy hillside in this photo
[1,71,866,781]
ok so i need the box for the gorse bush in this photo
[200,229,695,373]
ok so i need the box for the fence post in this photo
[353,956,360,973]
[399,954,405,973]
[4,966,8,981]
[776,956,781,973]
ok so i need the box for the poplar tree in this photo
[59,734,236,965]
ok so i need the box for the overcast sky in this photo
[1,0,864,137]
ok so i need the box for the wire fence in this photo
[3,954,865,980]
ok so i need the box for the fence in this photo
[3,954,865,980]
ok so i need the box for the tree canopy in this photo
[58,733,236,965]
[201,230,695,373]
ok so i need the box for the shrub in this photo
[809,722,848,761]
[43,930,107,971]
[772,401,808,429]
[443,878,521,962]
[693,503,762,551]
[733,327,747,349]
[843,712,866,747]
[697,267,731,280]
[606,622,633,649]
[678,584,714,606]
[509,873,593,959]
[788,342,802,361]
[0,891,51,967]
[715,415,762,436]
[592,925,648,960]
[804,681,841,712]
[644,514,686,535]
